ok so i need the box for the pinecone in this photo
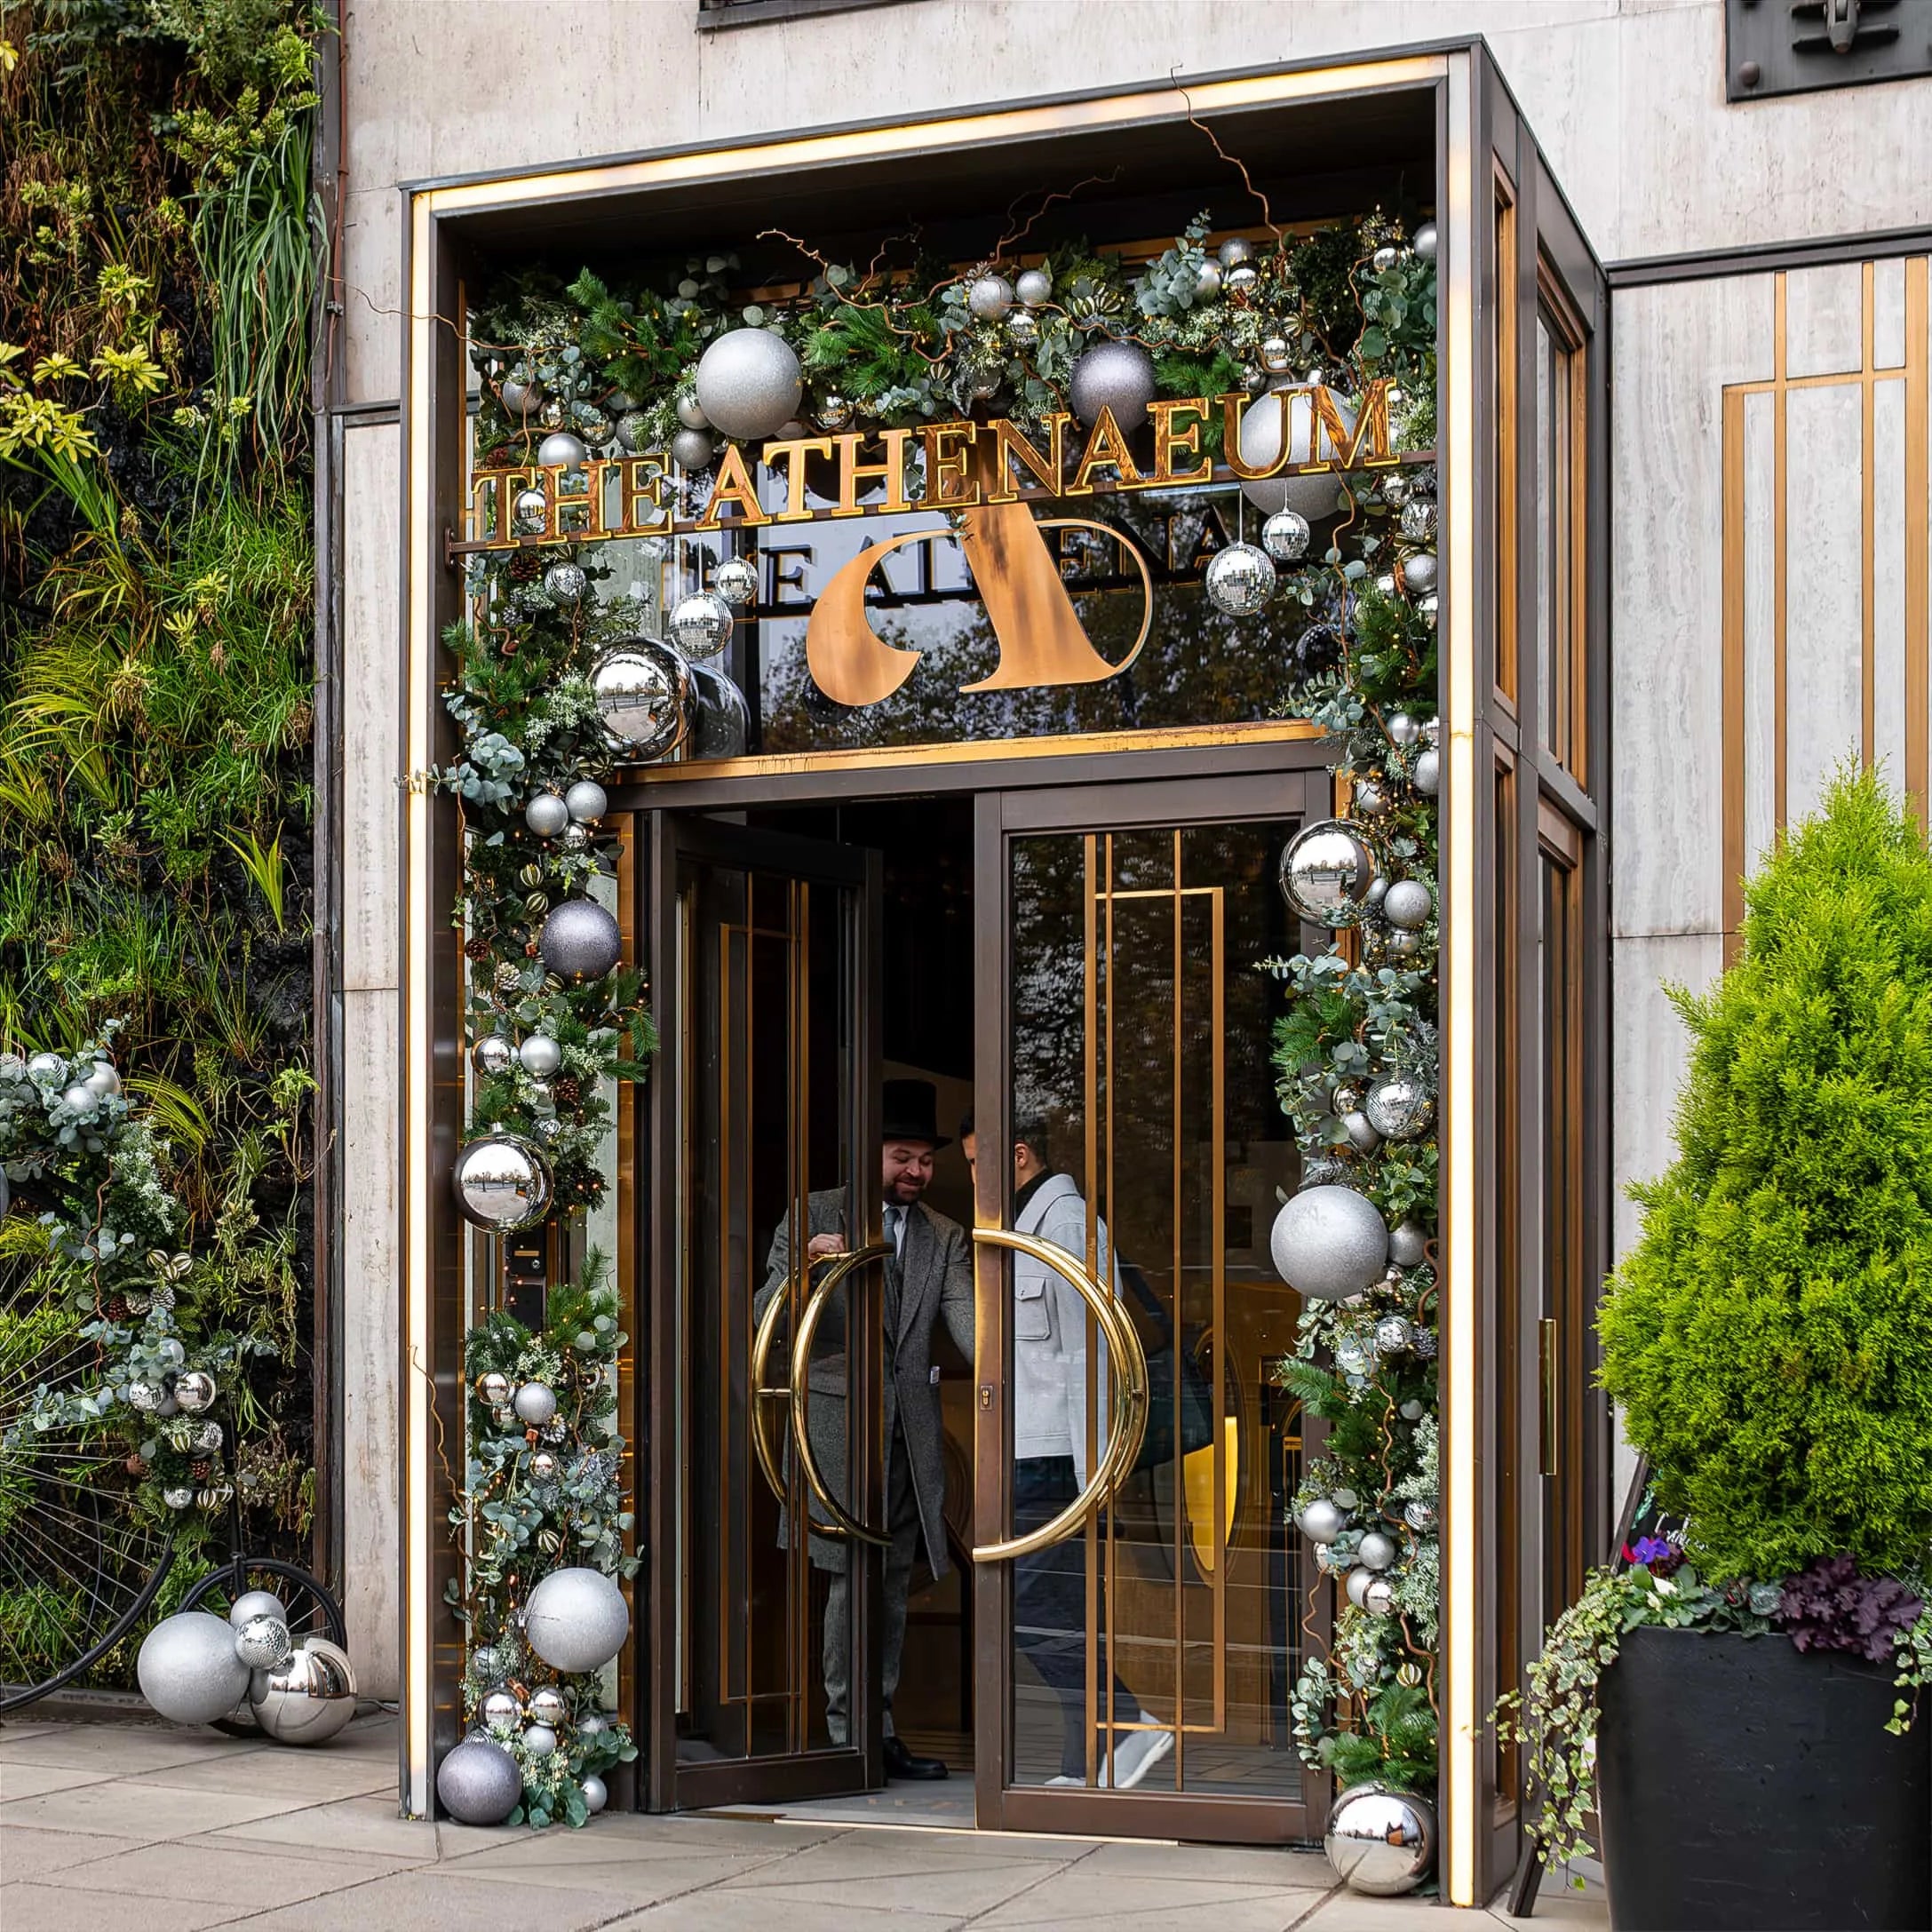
[552,1074,581,1111]
[465,935,493,962]
[125,1453,149,1478]
[190,1457,213,1480]
[103,1294,129,1321]
[508,550,542,584]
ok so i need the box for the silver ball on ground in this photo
[591,642,690,759]
[670,427,714,473]
[1261,509,1310,563]
[139,1612,254,1726]
[694,328,803,442]
[473,1034,515,1077]
[1270,1186,1389,1300]
[537,430,587,471]
[517,1034,561,1079]
[1277,819,1378,928]
[1067,341,1158,432]
[1015,267,1052,307]
[669,591,734,660]
[1296,1498,1346,1545]
[524,1567,631,1674]
[1382,879,1434,931]
[452,1134,553,1232]
[250,1637,358,1746]
[1204,541,1276,616]
[967,274,1014,321]
[235,1615,294,1670]
[1325,1783,1435,1896]
[580,1773,608,1815]
[1388,1220,1429,1269]
[1236,385,1359,521]
[524,791,569,839]
[539,898,622,981]
[228,1589,288,1628]
[513,1380,557,1427]
[438,1738,522,1826]
[712,555,758,608]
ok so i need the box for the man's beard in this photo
[886,1174,926,1204]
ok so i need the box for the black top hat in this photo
[881,1078,950,1149]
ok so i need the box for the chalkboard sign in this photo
[1610,1452,1691,1570]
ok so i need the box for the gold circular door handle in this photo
[969,1227,1150,1562]
[749,1284,795,1510]
[788,1241,896,1548]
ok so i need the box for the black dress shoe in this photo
[883,1734,950,1781]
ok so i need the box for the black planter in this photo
[1597,1623,1930,1931]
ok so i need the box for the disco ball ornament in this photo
[499,378,541,418]
[250,1637,358,1746]
[675,390,710,432]
[523,791,568,839]
[1067,341,1158,432]
[1277,819,1378,928]
[1402,552,1438,596]
[1400,498,1437,542]
[1389,1220,1429,1269]
[694,328,803,442]
[524,1567,631,1674]
[540,898,622,982]
[437,1739,521,1826]
[517,1034,561,1079]
[968,273,1014,321]
[688,662,750,760]
[1325,1783,1435,1896]
[139,1611,254,1727]
[1270,1185,1389,1300]
[163,1484,195,1510]
[712,555,758,608]
[1194,258,1223,299]
[1204,541,1276,616]
[1364,1076,1434,1141]
[452,1134,553,1233]
[1413,747,1441,797]
[527,1687,569,1729]
[26,1051,64,1083]
[513,489,549,536]
[480,1689,522,1729]
[228,1590,288,1628]
[1403,1499,1437,1534]
[473,1034,515,1078]
[1016,266,1052,307]
[1412,221,1439,263]
[580,1773,608,1815]
[544,561,587,607]
[537,430,587,471]
[670,427,714,473]
[173,1370,217,1413]
[1297,1498,1346,1545]
[1382,879,1434,931]
[85,1060,121,1099]
[669,591,734,659]
[513,1379,557,1427]
[1357,1531,1397,1571]
[591,642,690,759]
[1237,385,1358,520]
[1261,509,1310,563]
[1217,236,1253,268]
[1363,1576,1397,1616]
[235,1615,294,1671]
[1374,1315,1416,1356]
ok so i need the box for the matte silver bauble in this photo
[712,555,758,608]
[1297,1498,1346,1545]
[1217,236,1253,268]
[1403,1499,1436,1533]
[694,328,803,442]
[1412,747,1440,797]
[1381,928,1426,959]
[139,1611,255,1726]
[669,591,735,660]
[541,897,622,982]
[1237,386,1359,519]
[499,378,542,418]
[1269,1185,1389,1300]
[1194,258,1222,299]
[1381,879,1434,931]
[1400,498,1437,542]
[591,642,690,759]
[1357,1530,1397,1571]
[235,1614,293,1670]
[1353,779,1391,818]
[1325,1783,1435,1896]
[968,274,1014,321]
[174,1370,217,1413]
[523,791,569,839]
[517,1034,561,1079]
[1388,1219,1429,1269]
[688,663,750,760]
[1067,341,1158,431]
[670,427,714,472]
[1387,712,1419,747]
[527,1687,569,1728]
[523,1723,558,1758]
[473,1034,515,1078]
[616,411,647,454]
[437,1739,522,1825]
[513,488,549,536]
[544,561,587,607]
[1260,509,1311,563]
[1412,221,1439,263]
[1015,266,1052,307]
[85,1060,121,1099]
[675,390,710,432]
[1363,1576,1397,1616]
[452,1134,553,1233]
[1204,541,1276,616]
[524,1566,631,1674]
[563,781,606,825]
[480,1689,522,1729]
[1364,1076,1434,1141]
[61,1083,99,1117]
[513,1380,557,1427]
[229,1589,288,1628]
[1374,1315,1416,1356]
[537,431,587,471]
[250,1637,358,1746]
[580,1772,608,1814]
[26,1051,65,1083]
[1342,1109,1382,1155]
[1278,819,1378,928]
[1402,551,1438,596]
[1345,1565,1376,1607]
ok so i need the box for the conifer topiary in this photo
[1600,770,1932,1582]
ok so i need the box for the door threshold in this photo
[696,1793,1181,1846]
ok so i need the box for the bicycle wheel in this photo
[176,1556,347,1735]
[0,1309,178,1714]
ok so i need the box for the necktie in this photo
[884,1205,904,1254]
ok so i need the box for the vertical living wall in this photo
[0,0,324,1670]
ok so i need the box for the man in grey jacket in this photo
[756,1078,972,1781]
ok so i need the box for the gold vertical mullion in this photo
[1209,879,1227,1738]
[1774,271,1789,837]
[1169,830,1185,1788]
[1721,386,1747,963]
[1863,262,1877,771]
[1102,833,1120,1784]
[1081,834,1100,1787]
[1906,257,1929,828]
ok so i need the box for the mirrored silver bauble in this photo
[1381,879,1433,931]
[1364,1076,1434,1141]
[1297,1498,1346,1545]
[1194,258,1223,299]
[1389,1220,1429,1268]
[537,430,587,471]
[675,390,710,432]
[438,1738,522,1825]
[1015,266,1052,307]
[1417,592,1438,627]
[1387,712,1419,748]
[1356,1530,1397,1571]
[670,427,714,473]
[235,1614,294,1670]
[477,1371,512,1406]
[525,791,569,839]
[1353,778,1392,818]
[591,642,690,759]
[139,1611,254,1726]
[1277,819,1378,928]
[229,1589,288,1628]
[1374,1315,1416,1356]
[544,561,588,607]
[452,1134,553,1233]
[250,1637,358,1746]
[524,1566,631,1674]
[1382,928,1426,959]
[1413,747,1440,797]
[712,555,758,608]
[1403,1499,1437,1533]
[480,1688,522,1729]
[1217,236,1253,268]
[513,1380,557,1427]
[1259,335,1294,374]
[688,662,750,760]
[1325,1783,1435,1896]
[1269,1185,1390,1300]
[669,591,734,660]
[1236,383,1360,520]
[1067,341,1158,431]
[527,1687,569,1728]
[540,897,622,982]
[1205,541,1276,616]
[1345,1565,1376,1607]
[812,392,853,431]
[1372,244,1399,273]
[1399,498,1437,542]
[174,1370,217,1413]
[694,328,803,442]
[84,1060,121,1099]
[1260,509,1311,563]
[1402,552,1437,596]
[1363,1576,1397,1616]
[968,274,1014,321]
[580,1772,608,1814]
[129,1378,163,1411]
[1412,221,1439,263]
[513,488,549,535]
[473,1034,515,1078]
[1226,262,1260,292]
[517,1034,561,1079]
[499,378,542,419]
[574,405,613,449]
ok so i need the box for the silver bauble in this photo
[1270,1185,1389,1300]
[1004,311,1038,347]
[1400,498,1437,542]
[537,431,587,471]
[577,1711,609,1738]
[1364,1076,1434,1141]
[1345,1566,1376,1608]
[524,1566,631,1674]
[1353,779,1391,818]
[235,1614,294,1670]
[84,1060,121,1099]
[1403,1499,1437,1533]
[513,1380,558,1427]
[1300,1153,1351,1190]
[1412,221,1439,263]
[1387,711,1420,747]
[1015,266,1052,307]
[473,1034,515,1078]
[1381,879,1434,931]
[437,1739,522,1826]
[1372,244,1399,274]
[580,1773,608,1815]
[669,591,734,660]
[527,1687,569,1728]
[1277,819,1377,928]
[523,1723,558,1758]
[229,1590,288,1628]
[250,1637,358,1746]
[1366,876,1390,910]
[1417,592,1438,626]
[1067,341,1158,431]
[1341,1109,1382,1155]
[1357,1530,1397,1571]
[1237,385,1359,519]
[1227,262,1260,293]
[1194,258,1223,299]
[1413,747,1441,798]
[139,1611,253,1727]
[1363,1576,1397,1616]
[26,1051,65,1083]
[712,555,758,608]
[1381,470,1411,506]
[675,390,710,432]
[174,1370,217,1413]
[452,1134,553,1233]
[1380,929,1427,962]
[1402,551,1438,596]
[694,328,803,442]
[1399,1398,1427,1421]
[513,488,549,535]
[688,662,750,760]
[1260,509,1311,563]
[1297,1498,1346,1545]
[517,1034,561,1079]
[616,411,648,454]
[967,274,1014,321]
[524,791,569,839]
[543,561,587,608]
[670,427,715,473]
[163,1484,196,1510]
[591,642,690,759]
[574,405,613,449]
[814,393,853,430]
[1255,336,1292,376]
[1314,1539,1341,1572]
[480,1689,522,1729]
[499,378,541,418]
[564,780,607,824]
[529,1450,559,1481]
[61,1083,99,1117]
[1325,1783,1435,1896]
[539,898,622,982]
[477,1371,512,1407]
[128,1379,163,1411]
[1217,236,1253,268]
[1204,541,1276,616]
[1388,1220,1429,1269]
[1374,1315,1416,1356]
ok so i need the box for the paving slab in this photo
[0,1723,254,1777]
[0,1879,240,1930]
[0,1822,150,1879]
[612,1891,966,1929]
[968,1866,1330,1928]
[49,1837,413,1912]
[0,1757,118,1801]
[235,1866,650,1929]
[0,1774,314,1841]
[197,1794,441,1864]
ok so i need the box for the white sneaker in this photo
[1104,1727,1175,1790]
[1045,1773,1083,1785]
